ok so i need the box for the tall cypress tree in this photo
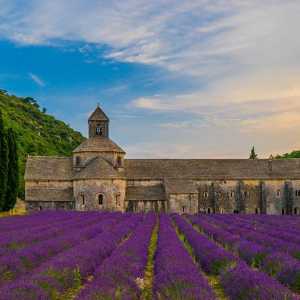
[249,146,258,159]
[4,128,19,211]
[0,110,8,211]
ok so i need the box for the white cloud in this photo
[28,73,45,87]
[1,0,300,157]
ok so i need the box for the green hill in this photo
[0,90,85,198]
[276,151,300,159]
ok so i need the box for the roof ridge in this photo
[27,155,70,159]
[124,158,300,161]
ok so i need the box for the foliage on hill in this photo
[0,90,85,198]
[276,150,300,159]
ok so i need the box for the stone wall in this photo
[26,201,74,211]
[169,193,198,214]
[73,179,126,212]
[25,177,300,215]
[167,179,300,215]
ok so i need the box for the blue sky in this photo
[1,1,300,158]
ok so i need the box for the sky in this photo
[0,0,300,158]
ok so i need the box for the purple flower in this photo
[154,215,216,300]
[221,262,298,300]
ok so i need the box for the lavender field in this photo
[0,212,300,299]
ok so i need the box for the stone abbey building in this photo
[25,106,300,215]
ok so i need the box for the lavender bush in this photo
[78,213,156,300]
[221,262,298,300]
[153,215,216,300]
[173,214,235,275]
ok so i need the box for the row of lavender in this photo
[187,213,300,297]
[172,215,298,299]
[0,212,143,299]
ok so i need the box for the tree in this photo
[4,129,19,211]
[249,146,258,159]
[22,97,40,109]
[0,110,8,211]
[0,89,8,95]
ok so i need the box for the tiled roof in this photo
[25,156,300,181]
[26,188,74,202]
[73,137,125,153]
[88,106,109,121]
[25,156,73,181]
[73,156,125,179]
[126,184,166,201]
[164,178,199,194]
[124,159,300,180]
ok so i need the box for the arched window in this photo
[75,156,81,166]
[117,156,122,167]
[294,207,298,215]
[115,193,120,206]
[255,208,259,214]
[98,194,104,206]
[81,193,85,205]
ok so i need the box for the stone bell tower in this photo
[88,105,109,138]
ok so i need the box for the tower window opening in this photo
[98,194,104,206]
[182,206,185,213]
[96,125,103,136]
[277,190,281,197]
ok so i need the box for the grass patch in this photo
[141,217,159,300]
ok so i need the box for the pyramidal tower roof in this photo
[88,105,109,121]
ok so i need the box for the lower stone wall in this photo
[169,179,300,215]
[26,201,75,211]
[74,179,126,212]
[125,200,166,212]
[24,178,300,215]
